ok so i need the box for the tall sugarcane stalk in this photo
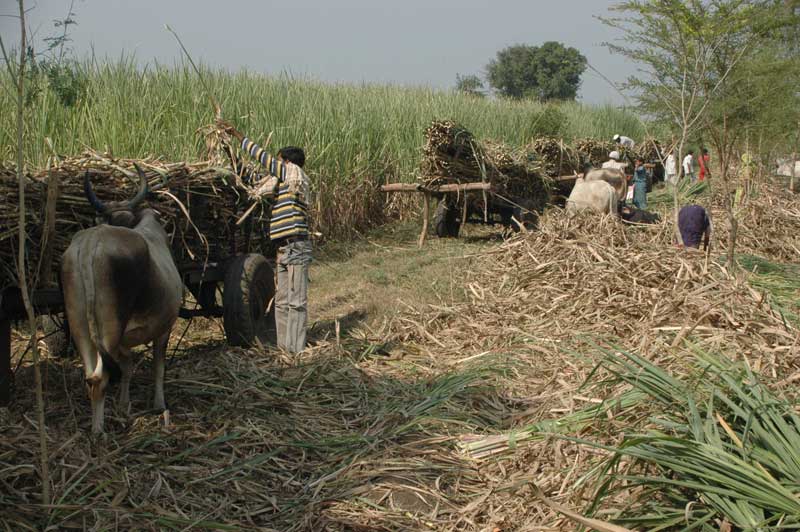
[5,0,51,506]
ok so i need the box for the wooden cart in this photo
[0,171,276,407]
[382,176,581,245]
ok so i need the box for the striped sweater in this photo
[242,137,309,241]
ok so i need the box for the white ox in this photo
[566,177,619,216]
[584,167,627,199]
[61,164,182,433]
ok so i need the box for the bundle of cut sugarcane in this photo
[573,138,615,168]
[633,137,665,164]
[0,150,272,290]
[419,120,549,201]
[526,137,581,177]
[419,120,490,187]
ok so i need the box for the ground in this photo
[3,181,800,531]
[2,220,518,532]
[308,221,499,338]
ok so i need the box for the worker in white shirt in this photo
[665,149,678,186]
[682,150,696,182]
[612,134,636,150]
[602,150,629,173]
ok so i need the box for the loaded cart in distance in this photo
[382,120,552,243]
[380,181,542,241]
[0,151,277,406]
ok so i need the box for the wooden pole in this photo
[460,191,469,232]
[381,182,491,193]
[37,169,60,287]
[418,194,430,247]
[8,0,50,505]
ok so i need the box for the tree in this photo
[602,0,792,264]
[455,73,485,97]
[486,42,587,101]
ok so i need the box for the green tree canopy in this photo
[454,73,485,97]
[602,0,799,152]
[485,42,587,101]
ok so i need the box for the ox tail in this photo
[79,241,105,398]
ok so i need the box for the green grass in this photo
[1,59,651,175]
[1,59,655,239]
[648,178,711,208]
[583,347,800,531]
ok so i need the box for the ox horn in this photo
[83,171,107,213]
[129,163,149,209]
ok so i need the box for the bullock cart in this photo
[0,152,278,405]
[381,179,568,244]
[402,120,555,244]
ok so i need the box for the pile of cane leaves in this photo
[585,347,800,531]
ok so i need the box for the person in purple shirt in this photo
[678,204,712,249]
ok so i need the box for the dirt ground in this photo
[308,221,500,338]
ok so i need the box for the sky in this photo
[1,0,636,105]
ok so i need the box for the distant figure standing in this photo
[665,150,678,186]
[632,157,648,209]
[602,150,628,173]
[678,204,711,250]
[682,150,696,182]
[698,148,711,181]
[612,134,636,150]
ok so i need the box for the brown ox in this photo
[61,164,182,433]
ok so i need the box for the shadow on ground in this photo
[2,330,512,531]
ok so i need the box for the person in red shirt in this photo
[698,148,711,181]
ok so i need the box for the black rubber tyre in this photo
[434,200,460,238]
[223,254,275,347]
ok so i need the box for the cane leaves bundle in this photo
[586,348,800,530]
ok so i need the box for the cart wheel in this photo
[223,254,275,347]
[434,200,460,238]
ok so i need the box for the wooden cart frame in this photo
[381,175,582,246]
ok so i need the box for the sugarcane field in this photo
[3,1,800,531]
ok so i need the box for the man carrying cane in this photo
[217,119,312,354]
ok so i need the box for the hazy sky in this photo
[1,0,635,104]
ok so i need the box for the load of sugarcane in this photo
[526,137,583,177]
[0,150,273,290]
[419,120,552,206]
[573,138,616,168]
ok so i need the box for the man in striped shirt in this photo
[217,119,312,354]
